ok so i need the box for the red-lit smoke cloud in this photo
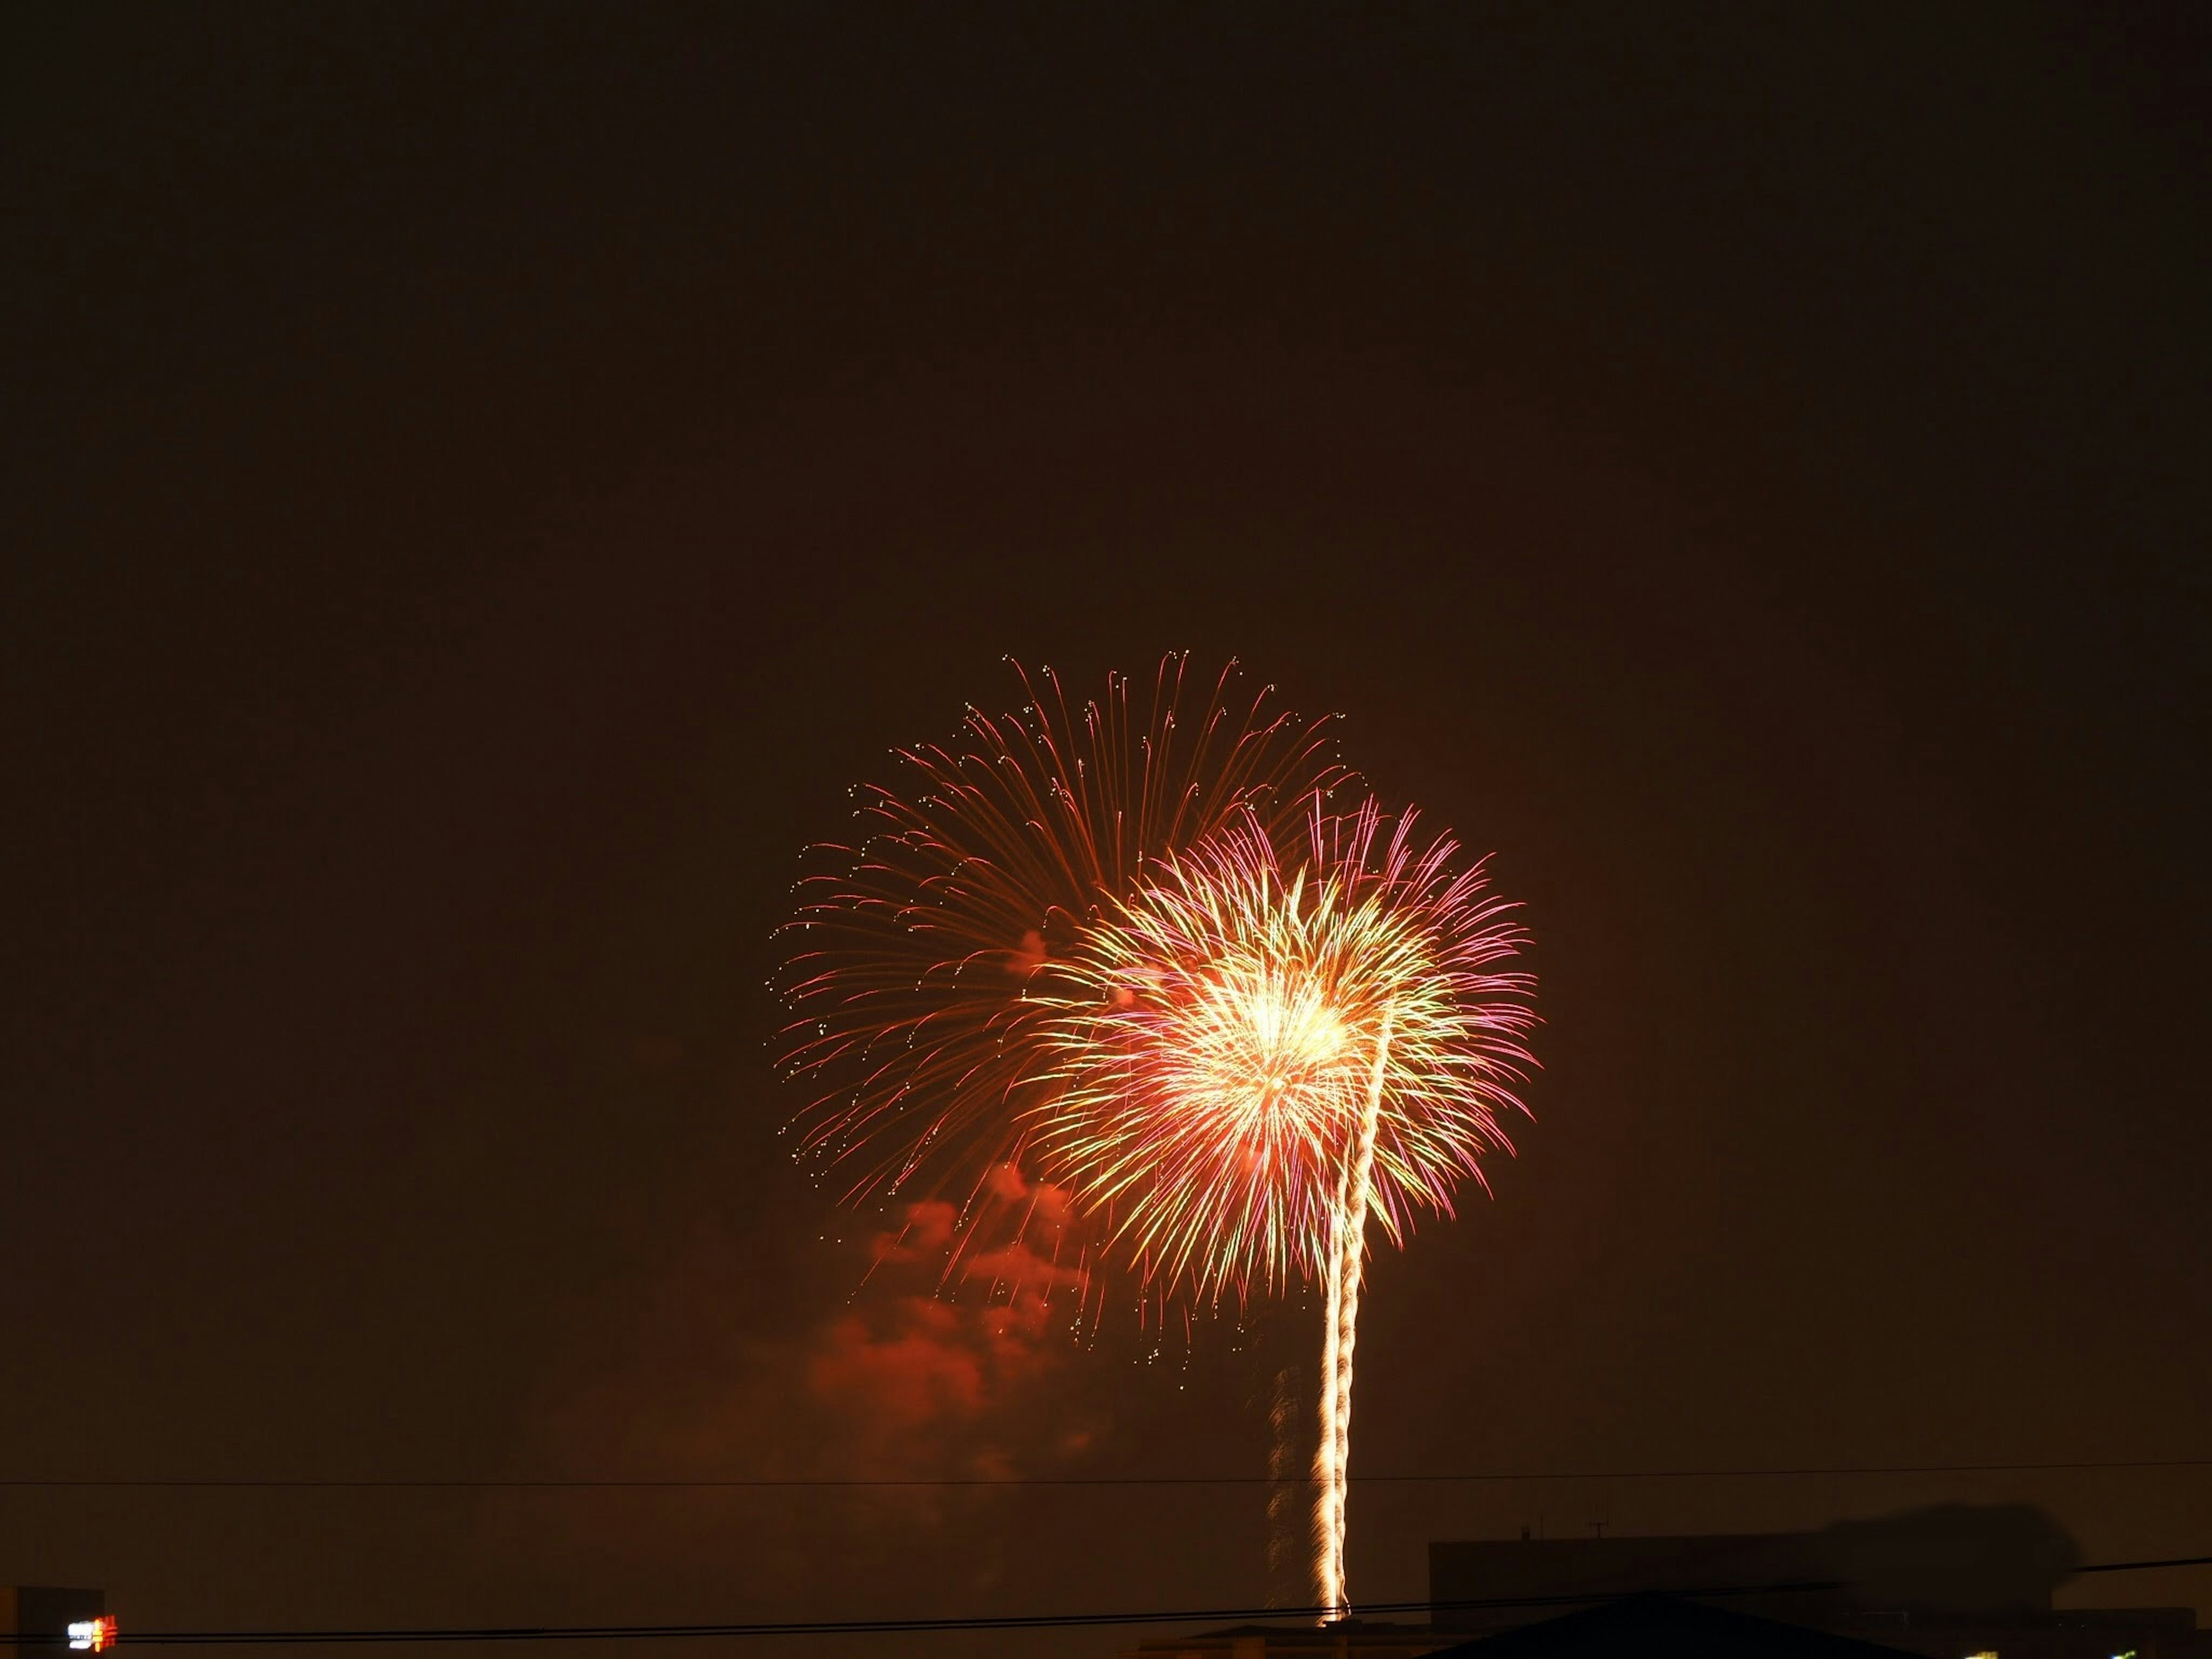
[494,1164,1101,1599]
[816,1168,1089,1460]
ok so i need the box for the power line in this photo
[2,1459,2207,1491]
[19,1558,2211,1647]
[0,1583,1946,1646]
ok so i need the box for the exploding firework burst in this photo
[1028,798,1537,1612]
[1031,799,1536,1300]
[774,655,1347,1257]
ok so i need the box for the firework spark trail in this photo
[1313,1200,1343,1605]
[1316,999,1391,1615]
[1035,800,1536,1612]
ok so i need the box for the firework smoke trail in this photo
[1265,1364,1304,1604]
[1035,799,1536,1612]
[775,654,1345,1290]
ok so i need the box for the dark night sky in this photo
[5,7,2209,1658]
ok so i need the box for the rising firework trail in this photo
[774,655,1347,1285]
[1033,801,1537,1613]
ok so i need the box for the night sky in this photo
[7,9,2209,1659]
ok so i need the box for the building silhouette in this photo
[1127,1513,2207,1659]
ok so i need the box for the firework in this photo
[778,658,1535,1616]
[1031,799,1536,1613]
[774,656,1347,1277]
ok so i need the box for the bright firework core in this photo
[1186,965,1350,1139]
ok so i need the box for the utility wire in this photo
[0,1584,1880,1646]
[3,1459,2207,1490]
[2077,1556,2212,1574]
[22,1558,2212,1646]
